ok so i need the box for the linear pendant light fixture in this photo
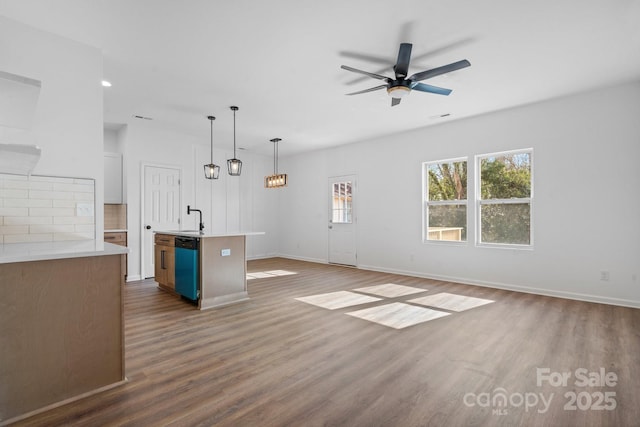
[204,115,220,179]
[227,106,242,176]
[265,138,288,188]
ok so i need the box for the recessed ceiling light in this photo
[101,80,112,87]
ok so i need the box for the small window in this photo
[423,158,467,242]
[332,181,352,224]
[476,149,532,246]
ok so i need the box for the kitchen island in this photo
[154,231,263,310]
[0,240,128,425]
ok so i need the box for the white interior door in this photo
[328,175,357,266]
[142,165,181,278]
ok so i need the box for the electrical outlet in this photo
[600,270,610,281]
[76,202,94,217]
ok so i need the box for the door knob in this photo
[328,225,333,229]
[145,225,151,230]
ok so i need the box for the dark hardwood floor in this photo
[11,258,640,426]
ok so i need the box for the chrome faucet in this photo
[186,205,204,232]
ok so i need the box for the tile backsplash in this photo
[104,203,127,230]
[0,173,95,244]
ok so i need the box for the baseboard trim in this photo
[247,253,279,261]
[357,264,640,309]
[277,254,328,265]
[0,378,128,426]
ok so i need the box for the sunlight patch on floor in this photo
[353,283,428,298]
[408,292,494,312]
[295,286,497,329]
[247,270,298,280]
[295,291,382,310]
[346,302,450,329]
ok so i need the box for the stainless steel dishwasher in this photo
[174,236,200,301]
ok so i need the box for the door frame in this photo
[140,163,182,279]
[328,174,358,266]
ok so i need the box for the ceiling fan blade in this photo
[394,43,413,79]
[410,82,452,96]
[341,65,390,81]
[339,51,395,66]
[408,59,471,82]
[409,38,475,64]
[391,97,402,106]
[344,38,474,86]
[345,85,388,96]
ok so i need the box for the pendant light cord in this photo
[271,138,281,174]
[230,106,239,159]
[210,117,214,163]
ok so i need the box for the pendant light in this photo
[204,115,220,179]
[265,138,288,188]
[227,106,242,176]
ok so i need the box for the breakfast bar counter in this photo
[0,240,128,425]
[154,231,264,310]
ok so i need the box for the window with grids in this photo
[332,181,352,223]
[423,158,467,242]
[477,149,532,246]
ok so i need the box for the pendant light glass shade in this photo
[227,158,242,175]
[204,163,220,179]
[265,138,288,188]
[204,115,220,179]
[265,173,288,188]
[227,106,242,176]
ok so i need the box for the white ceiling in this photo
[1,0,640,156]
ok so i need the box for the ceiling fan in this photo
[340,43,470,106]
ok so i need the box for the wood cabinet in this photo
[0,251,126,422]
[104,231,126,246]
[105,231,127,279]
[154,233,175,292]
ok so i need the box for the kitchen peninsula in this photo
[0,240,128,425]
[154,231,264,310]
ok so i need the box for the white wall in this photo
[278,81,640,307]
[0,15,104,237]
[103,127,119,152]
[122,120,279,280]
[4,15,636,307]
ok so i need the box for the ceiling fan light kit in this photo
[227,106,243,176]
[204,115,220,180]
[341,42,470,106]
[265,138,288,189]
[387,84,411,98]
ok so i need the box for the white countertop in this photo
[155,230,265,238]
[0,240,128,264]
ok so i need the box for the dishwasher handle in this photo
[175,236,200,250]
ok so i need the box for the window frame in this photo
[331,180,353,224]
[422,156,469,244]
[475,148,534,249]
